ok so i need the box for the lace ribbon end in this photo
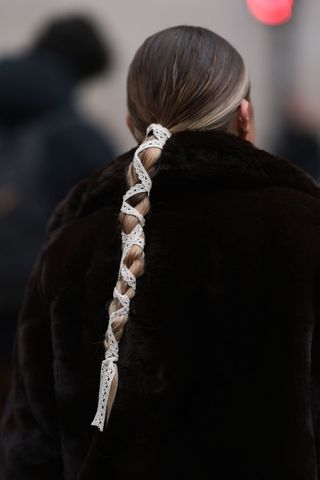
[91,416,104,433]
[91,358,118,432]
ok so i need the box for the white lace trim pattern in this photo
[91,124,171,431]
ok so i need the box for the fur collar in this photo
[156,130,320,197]
[50,130,320,232]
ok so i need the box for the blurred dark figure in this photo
[0,15,116,413]
[277,99,320,181]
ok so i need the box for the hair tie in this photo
[91,123,171,432]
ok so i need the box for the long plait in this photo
[91,124,171,431]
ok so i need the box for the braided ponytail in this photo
[92,25,251,431]
[91,125,171,431]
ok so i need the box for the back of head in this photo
[127,25,250,141]
[32,14,112,81]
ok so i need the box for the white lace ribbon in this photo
[91,123,171,431]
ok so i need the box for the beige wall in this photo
[295,0,320,115]
[0,0,319,153]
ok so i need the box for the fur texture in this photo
[2,130,320,479]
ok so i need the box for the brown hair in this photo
[127,26,250,141]
[104,25,249,417]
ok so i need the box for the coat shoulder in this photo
[46,148,134,237]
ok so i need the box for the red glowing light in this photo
[247,0,294,25]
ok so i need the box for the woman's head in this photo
[127,25,254,143]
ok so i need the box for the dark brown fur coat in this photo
[2,130,320,479]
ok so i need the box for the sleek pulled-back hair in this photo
[127,25,250,141]
[96,26,250,428]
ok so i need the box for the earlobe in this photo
[237,99,251,139]
[126,113,134,135]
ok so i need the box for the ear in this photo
[126,113,134,136]
[236,99,255,143]
[236,99,251,140]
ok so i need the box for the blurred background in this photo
[0,0,320,415]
